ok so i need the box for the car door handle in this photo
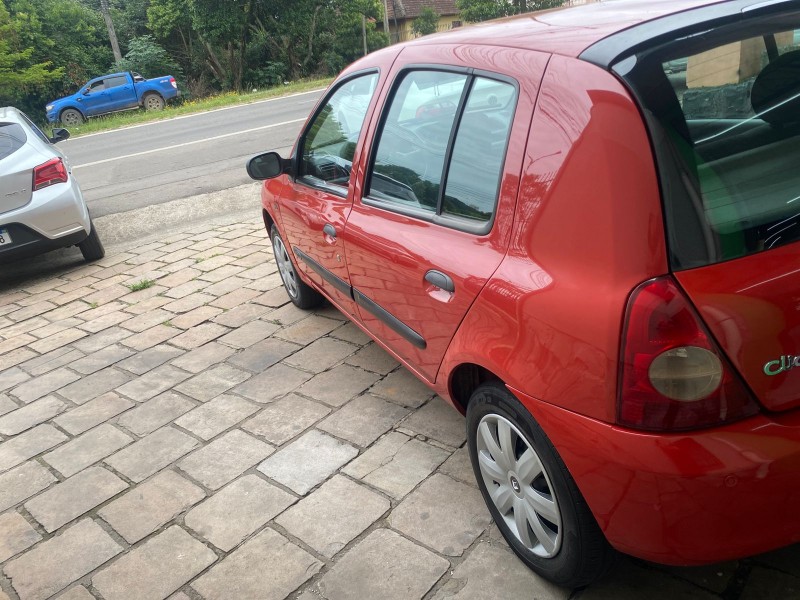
[323,223,337,238]
[425,270,455,293]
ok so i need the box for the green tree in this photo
[412,6,439,37]
[115,35,184,81]
[456,0,565,23]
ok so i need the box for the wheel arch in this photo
[448,362,504,415]
[141,91,165,106]
[59,106,84,120]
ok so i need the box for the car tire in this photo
[270,225,323,309]
[60,108,84,126]
[78,220,105,262]
[143,93,165,111]
[467,382,615,587]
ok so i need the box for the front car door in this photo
[343,45,548,383]
[80,78,107,116]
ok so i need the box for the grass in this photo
[127,279,155,292]
[47,77,333,138]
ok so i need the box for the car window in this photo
[621,25,800,269]
[367,70,517,228]
[0,123,26,160]
[104,76,128,89]
[19,112,52,145]
[87,80,105,93]
[299,72,379,191]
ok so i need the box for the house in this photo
[380,0,462,43]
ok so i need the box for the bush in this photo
[115,35,183,83]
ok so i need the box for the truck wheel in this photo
[60,109,84,126]
[78,219,105,262]
[143,93,165,111]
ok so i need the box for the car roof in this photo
[0,107,23,122]
[407,0,730,57]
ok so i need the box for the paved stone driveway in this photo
[1,216,799,600]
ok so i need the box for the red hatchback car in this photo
[248,0,800,587]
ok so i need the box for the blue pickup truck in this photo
[45,72,180,126]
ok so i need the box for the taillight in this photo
[33,158,68,191]
[170,77,177,89]
[618,276,758,431]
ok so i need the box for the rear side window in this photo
[621,23,800,269]
[0,123,26,160]
[104,76,128,89]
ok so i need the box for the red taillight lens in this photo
[170,77,177,89]
[618,276,759,431]
[33,158,68,191]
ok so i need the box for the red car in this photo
[248,0,800,587]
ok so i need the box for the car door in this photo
[103,75,138,110]
[277,70,384,317]
[80,79,108,116]
[343,45,548,383]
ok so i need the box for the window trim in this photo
[362,64,519,237]
[293,67,381,199]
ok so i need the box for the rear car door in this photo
[103,74,138,110]
[343,45,548,382]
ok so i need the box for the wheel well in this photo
[449,363,503,414]
[262,209,274,234]
[60,107,82,117]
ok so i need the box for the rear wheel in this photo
[270,225,322,309]
[60,108,83,126]
[78,219,105,262]
[467,382,615,587]
[143,93,165,111]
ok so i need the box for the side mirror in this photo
[49,128,70,144]
[247,152,288,180]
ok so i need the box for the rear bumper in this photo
[0,223,87,262]
[513,386,800,565]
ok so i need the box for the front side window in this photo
[300,72,379,191]
[621,23,800,268]
[87,80,104,93]
[367,69,517,229]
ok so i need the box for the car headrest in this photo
[751,49,800,125]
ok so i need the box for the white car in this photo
[0,106,103,263]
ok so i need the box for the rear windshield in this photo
[619,20,800,269]
[0,123,26,160]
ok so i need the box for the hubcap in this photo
[272,235,299,299]
[476,414,562,558]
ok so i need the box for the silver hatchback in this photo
[0,107,103,263]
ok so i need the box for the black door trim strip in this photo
[353,289,427,350]
[293,246,352,297]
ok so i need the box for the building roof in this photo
[385,0,460,20]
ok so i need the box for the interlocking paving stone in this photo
[0,461,57,512]
[232,362,311,403]
[0,396,67,436]
[10,367,80,404]
[170,342,235,374]
[343,431,450,499]
[344,342,400,375]
[401,396,467,448]
[0,511,42,562]
[119,308,174,333]
[277,475,389,558]
[72,326,132,354]
[439,445,477,486]
[370,367,435,408]
[389,474,491,556]
[431,542,569,600]
[174,363,250,402]
[58,368,132,405]
[178,429,273,490]
[274,315,341,345]
[0,424,67,473]
[0,367,30,393]
[226,337,300,373]
[53,393,134,435]
[242,394,330,445]
[318,394,410,448]
[0,394,18,416]
[264,302,309,327]
[120,324,179,351]
[170,322,230,350]
[211,303,269,327]
[184,474,294,551]
[191,527,322,600]
[105,426,200,483]
[99,470,205,543]
[43,423,133,477]
[116,344,184,375]
[92,526,216,600]
[330,321,372,345]
[28,328,87,355]
[316,528,449,600]
[297,364,380,407]
[115,365,191,402]
[284,338,357,374]
[25,466,128,532]
[71,345,136,375]
[4,519,122,600]
[115,391,195,436]
[174,395,259,440]
[170,305,223,329]
[257,429,358,495]
[0,348,38,374]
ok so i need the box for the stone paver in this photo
[192,527,322,600]
[71,344,136,375]
[277,475,389,558]
[92,526,216,600]
[117,344,184,375]
[115,391,195,436]
[0,461,57,512]
[344,342,400,375]
[54,393,134,435]
[242,394,330,445]
[170,341,235,374]
[175,394,259,440]
[179,429,273,490]
[4,519,122,600]
[42,423,133,477]
[99,470,206,543]
[10,367,79,404]
[0,396,67,436]
[370,366,435,408]
[317,394,409,447]
[58,368,131,405]
[227,338,301,373]
[0,424,67,473]
[284,338,356,374]
[115,365,191,402]
[297,364,380,407]
[401,396,467,447]
[185,474,294,551]
[0,512,42,563]
[105,426,199,483]
[174,363,250,401]
[233,363,311,403]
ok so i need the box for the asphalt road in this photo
[60,89,325,218]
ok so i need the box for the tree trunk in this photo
[362,14,368,56]
[99,0,122,62]
[383,0,390,42]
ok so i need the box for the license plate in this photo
[0,228,11,246]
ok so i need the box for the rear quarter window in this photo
[0,123,26,161]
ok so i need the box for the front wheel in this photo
[467,382,615,587]
[143,93,165,111]
[270,225,322,309]
[78,219,105,262]
[60,108,84,126]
